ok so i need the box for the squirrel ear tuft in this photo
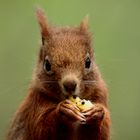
[80,15,89,32]
[36,7,50,45]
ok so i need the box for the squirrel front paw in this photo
[82,104,105,124]
[56,100,86,122]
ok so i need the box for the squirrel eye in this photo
[85,57,91,69]
[44,59,51,72]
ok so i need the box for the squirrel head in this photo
[33,8,97,100]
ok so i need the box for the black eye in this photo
[44,59,51,72]
[85,57,91,69]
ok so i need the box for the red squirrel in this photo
[6,8,110,140]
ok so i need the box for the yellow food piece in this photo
[78,99,93,111]
[69,95,81,104]
[69,96,94,111]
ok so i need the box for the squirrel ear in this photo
[36,8,50,45]
[80,15,89,32]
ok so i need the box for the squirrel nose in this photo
[63,81,77,92]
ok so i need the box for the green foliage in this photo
[0,0,140,139]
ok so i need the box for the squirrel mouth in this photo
[63,88,80,98]
[65,93,77,99]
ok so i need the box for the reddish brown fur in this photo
[6,8,110,140]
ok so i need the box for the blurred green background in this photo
[0,0,140,139]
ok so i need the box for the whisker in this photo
[41,80,58,84]
[41,80,97,85]
[83,80,97,84]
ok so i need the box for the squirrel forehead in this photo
[51,27,91,45]
[46,27,92,56]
